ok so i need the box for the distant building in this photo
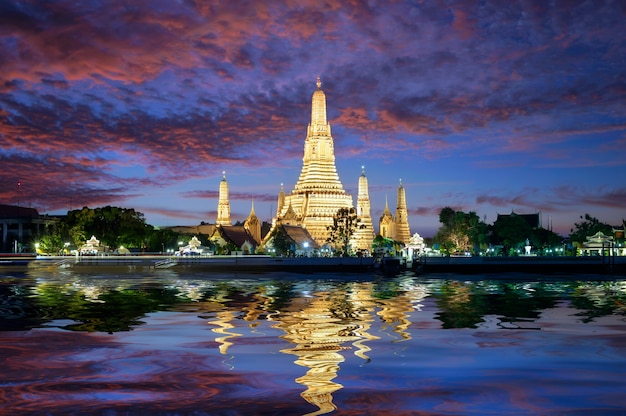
[210,225,259,254]
[263,224,318,256]
[0,204,56,252]
[379,197,395,240]
[351,167,375,252]
[394,180,411,244]
[581,231,613,256]
[378,181,412,245]
[216,171,231,226]
[167,224,216,236]
[496,211,541,229]
[244,201,261,245]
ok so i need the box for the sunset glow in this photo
[1,1,624,236]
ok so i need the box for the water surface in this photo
[1,268,625,415]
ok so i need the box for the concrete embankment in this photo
[2,254,624,276]
[417,256,625,275]
[15,255,377,273]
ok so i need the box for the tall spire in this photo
[352,166,375,253]
[397,179,406,208]
[294,78,343,195]
[216,171,231,226]
[379,194,395,240]
[277,183,285,217]
[275,78,354,246]
[383,195,391,215]
[244,199,261,244]
[395,179,411,244]
[311,77,327,127]
[357,166,371,218]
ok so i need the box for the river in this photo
[1,267,625,415]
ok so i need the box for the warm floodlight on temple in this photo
[172,78,412,255]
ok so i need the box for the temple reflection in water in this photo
[3,271,626,415]
[200,280,427,415]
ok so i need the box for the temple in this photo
[216,171,231,226]
[243,200,261,244]
[395,180,411,244]
[169,78,413,255]
[352,166,375,252]
[378,181,412,245]
[274,78,355,246]
[379,196,395,240]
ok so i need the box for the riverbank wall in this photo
[1,254,625,275]
[417,255,625,275]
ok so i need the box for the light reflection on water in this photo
[1,268,626,415]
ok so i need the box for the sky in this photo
[1,0,625,238]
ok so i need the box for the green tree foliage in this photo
[530,227,563,253]
[144,228,185,252]
[372,234,386,252]
[435,281,561,328]
[434,207,488,254]
[491,214,564,255]
[220,242,239,255]
[492,214,532,255]
[36,211,192,254]
[64,206,152,250]
[326,207,365,256]
[31,284,183,332]
[36,230,62,254]
[372,234,402,256]
[569,214,614,245]
[269,226,293,256]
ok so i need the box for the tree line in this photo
[37,206,190,254]
[433,207,623,256]
[34,205,623,256]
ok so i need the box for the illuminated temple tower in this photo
[378,182,411,244]
[277,78,353,246]
[394,179,411,244]
[216,171,231,226]
[379,196,395,240]
[244,200,261,244]
[352,166,375,252]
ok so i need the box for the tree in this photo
[269,226,293,256]
[434,207,487,254]
[144,228,184,253]
[36,223,65,254]
[63,206,151,250]
[530,227,564,254]
[569,214,613,245]
[492,214,531,255]
[372,234,403,256]
[326,207,365,256]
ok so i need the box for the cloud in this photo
[179,189,276,203]
[476,186,626,213]
[0,0,624,234]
